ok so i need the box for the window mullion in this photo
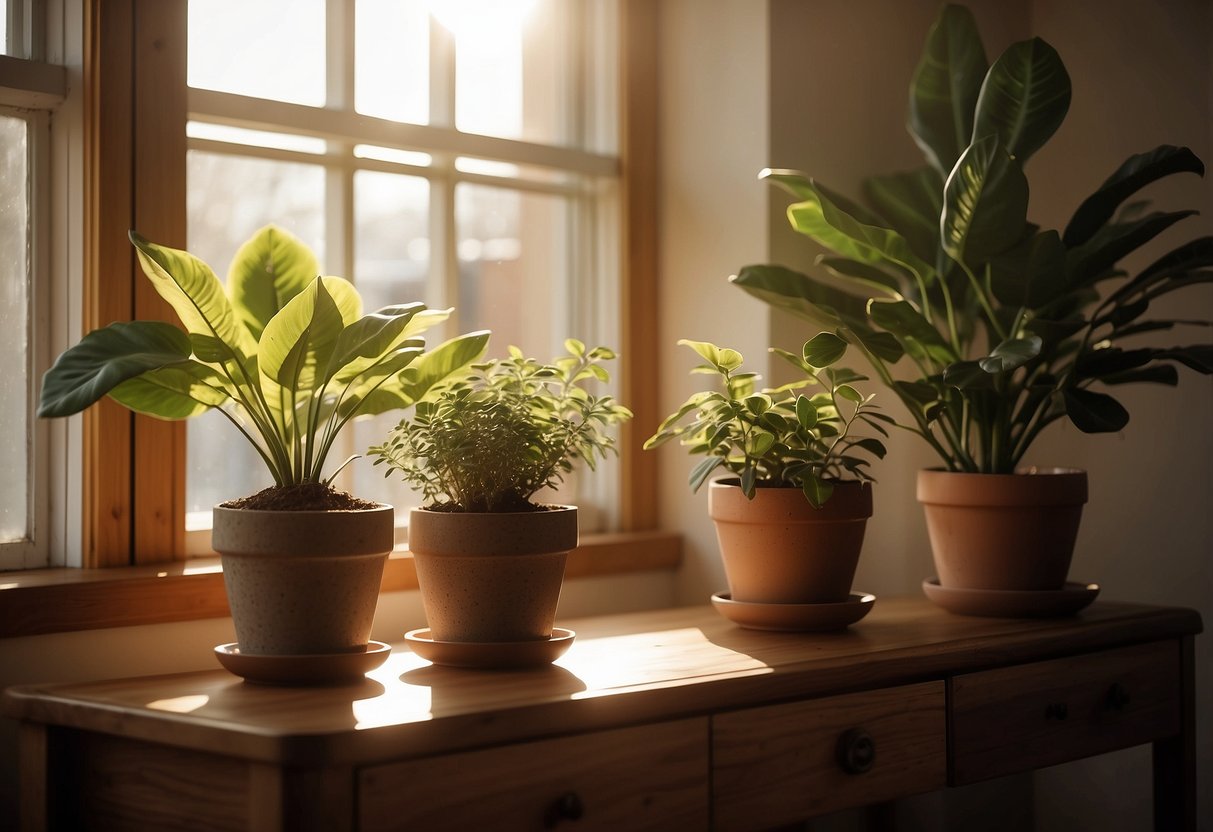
[428,14,458,332]
[325,0,357,490]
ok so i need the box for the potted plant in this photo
[368,340,632,666]
[645,336,886,629]
[731,4,1212,610]
[38,225,488,672]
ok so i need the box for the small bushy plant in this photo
[644,335,888,508]
[369,340,632,512]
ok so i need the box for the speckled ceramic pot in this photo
[409,506,577,643]
[213,505,393,656]
[709,478,872,604]
[918,468,1087,593]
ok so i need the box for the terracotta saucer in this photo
[710,592,875,632]
[404,628,576,670]
[922,578,1100,618]
[214,641,392,685]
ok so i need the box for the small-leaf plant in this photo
[644,334,889,508]
[368,340,633,513]
[37,225,489,508]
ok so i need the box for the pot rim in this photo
[408,504,578,557]
[917,467,1087,507]
[411,503,577,516]
[708,476,873,523]
[213,502,394,516]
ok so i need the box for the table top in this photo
[4,597,1200,767]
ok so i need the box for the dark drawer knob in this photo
[1106,682,1131,712]
[836,727,876,774]
[544,791,584,827]
[1045,702,1069,721]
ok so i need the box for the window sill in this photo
[0,531,682,638]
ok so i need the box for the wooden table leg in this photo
[18,722,48,832]
[1152,635,1196,832]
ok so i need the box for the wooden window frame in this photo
[0,0,669,636]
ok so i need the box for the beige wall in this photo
[656,0,773,604]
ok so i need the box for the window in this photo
[0,0,70,570]
[182,0,624,549]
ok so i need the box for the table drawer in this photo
[712,681,946,830]
[358,718,708,831]
[951,641,1180,784]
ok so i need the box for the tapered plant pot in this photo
[212,505,393,656]
[917,468,1088,592]
[708,478,872,604]
[409,506,577,643]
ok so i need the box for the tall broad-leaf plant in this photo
[733,3,1212,474]
[38,225,489,492]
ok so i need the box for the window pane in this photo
[455,183,570,360]
[188,0,326,106]
[185,151,325,515]
[348,170,429,511]
[1,2,9,56]
[0,114,28,544]
[452,0,570,144]
[355,0,428,124]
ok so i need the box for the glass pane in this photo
[348,170,430,511]
[188,0,326,106]
[455,183,569,360]
[185,151,325,516]
[0,114,28,544]
[450,0,569,144]
[355,0,429,124]
[1,2,9,57]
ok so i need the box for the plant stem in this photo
[958,259,1007,342]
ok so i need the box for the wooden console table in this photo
[5,597,1200,831]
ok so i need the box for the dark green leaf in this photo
[740,465,758,498]
[1063,387,1129,433]
[942,135,1030,264]
[845,437,888,459]
[893,380,941,404]
[1075,347,1154,379]
[1100,365,1179,386]
[971,37,1071,163]
[868,300,958,363]
[803,332,847,367]
[1156,345,1213,373]
[989,230,1066,308]
[1066,210,1199,289]
[862,167,944,261]
[38,321,193,417]
[801,475,834,509]
[943,360,995,389]
[852,330,905,363]
[836,385,863,403]
[1064,146,1205,246]
[1111,236,1213,303]
[1024,316,1087,343]
[979,336,1043,373]
[689,456,724,493]
[732,265,870,330]
[795,395,817,429]
[817,257,904,297]
[908,4,989,174]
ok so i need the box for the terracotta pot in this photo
[212,505,393,656]
[917,468,1088,592]
[409,506,577,642]
[708,479,872,604]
